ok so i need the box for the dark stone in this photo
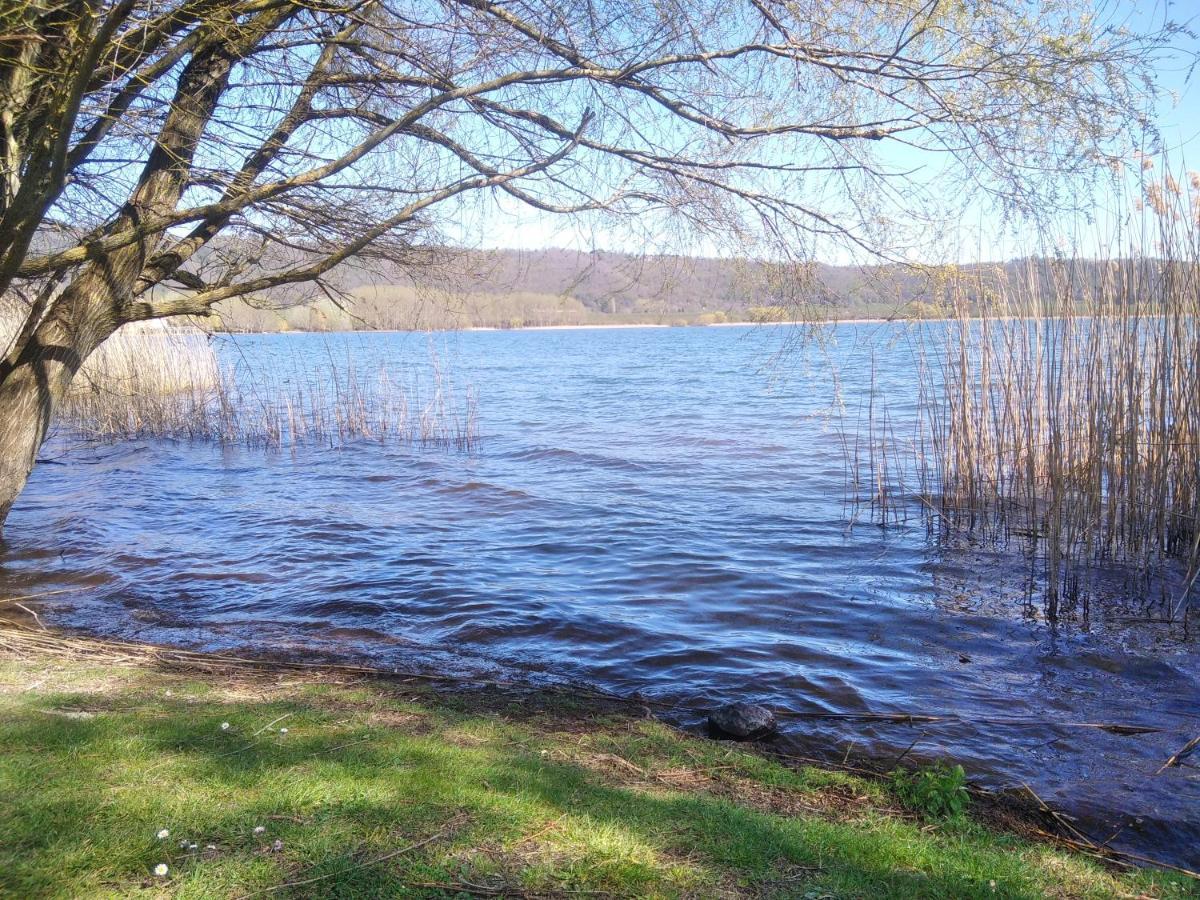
[707,702,777,740]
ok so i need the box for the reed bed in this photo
[57,321,223,439]
[1,316,478,451]
[171,345,479,452]
[848,172,1200,624]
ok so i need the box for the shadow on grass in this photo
[0,666,1192,899]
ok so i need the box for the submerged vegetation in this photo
[847,172,1200,625]
[1,627,1195,899]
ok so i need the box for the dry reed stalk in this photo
[847,171,1200,623]
[1,313,479,451]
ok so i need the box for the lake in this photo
[3,324,1197,868]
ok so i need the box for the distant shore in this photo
[462,319,892,331]
[214,317,896,336]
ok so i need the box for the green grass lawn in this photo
[0,634,1195,899]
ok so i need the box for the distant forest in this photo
[207,248,1154,332]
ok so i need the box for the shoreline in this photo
[1,616,1196,895]
[208,312,1191,337]
[212,318,895,336]
[464,319,892,331]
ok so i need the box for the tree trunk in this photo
[0,21,292,533]
[0,273,121,532]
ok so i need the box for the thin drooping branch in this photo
[0,0,1179,528]
[128,107,594,316]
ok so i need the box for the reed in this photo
[841,349,913,529]
[0,315,478,451]
[848,170,1200,623]
[57,320,222,439]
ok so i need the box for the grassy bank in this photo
[0,629,1194,899]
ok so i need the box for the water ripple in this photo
[3,324,1197,868]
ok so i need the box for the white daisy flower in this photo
[253,825,266,835]
[279,727,288,734]
[156,829,169,840]
[153,863,169,877]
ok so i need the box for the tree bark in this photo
[0,26,263,532]
[0,272,122,530]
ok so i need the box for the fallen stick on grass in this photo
[234,814,469,899]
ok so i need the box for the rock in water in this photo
[708,702,777,740]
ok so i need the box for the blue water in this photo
[3,324,1198,867]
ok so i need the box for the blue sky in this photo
[455,3,1200,266]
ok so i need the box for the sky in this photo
[453,2,1200,266]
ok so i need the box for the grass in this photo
[0,631,1195,899]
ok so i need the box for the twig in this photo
[589,752,647,778]
[251,713,293,736]
[235,814,467,899]
[316,737,372,754]
[406,882,611,898]
[1155,735,1200,775]
[12,602,45,630]
[403,883,512,898]
[508,815,565,849]
[1021,782,1094,848]
[0,588,78,605]
[890,733,924,767]
[1035,830,1200,880]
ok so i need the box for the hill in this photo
[197,247,1143,332]
[209,248,950,332]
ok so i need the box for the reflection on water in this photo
[2,324,1197,867]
